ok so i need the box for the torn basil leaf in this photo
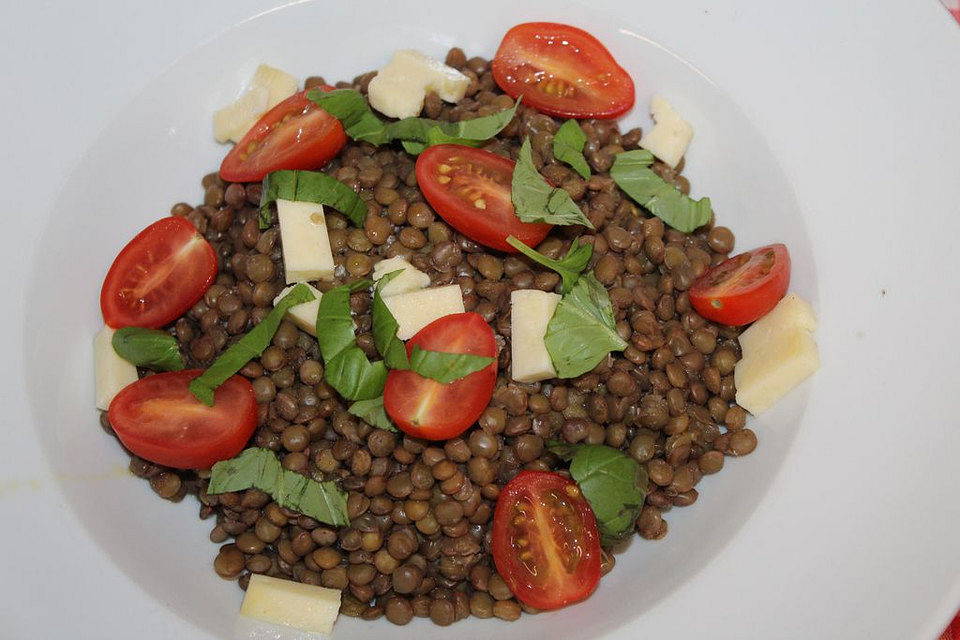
[348,395,397,432]
[610,149,712,233]
[306,88,390,145]
[208,448,349,527]
[111,327,184,372]
[506,235,593,295]
[543,274,627,378]
[259,169,369,229]
[308,88,519,155]
[547,442,648,546]
[189,284,315,405]
[371,270,410,370]
[553,119,591,179]
[512,138,594,228]
[313,279,388,401]
[324,347,388,402]
[408,345,495,384]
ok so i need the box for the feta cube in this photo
[383,285,464,339]
[239,574,341,635]
[273,283,323,336]
[277,199,335,284]
[639,95,694,169]
[367,49,469,119]
[94,326,139,410]
[735,294,820,414]
[510,290,561,383]
[372,256,431,297]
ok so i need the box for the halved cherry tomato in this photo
[689,243,791,326]
[492,471,602,610]
[220,88,347,183]
[492,22,635,119]
[940,611,960,640]
[383,312,496,440]
[416,145,551,252]
[108,370,257,469]
[100,217,217,329]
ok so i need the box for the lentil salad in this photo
[94,22,816,633]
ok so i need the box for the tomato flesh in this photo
[108,370,257,470]
[416,145,551,252]
[220,88,347,183]
[100,217,217,329]
[492,471,602,610]
[383,312,496,440]
[689,243,791,326]
[492,22,635,119]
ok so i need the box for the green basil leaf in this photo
[547,443,648,546]
[610,150,712,233]
[512,138,594,228]
[408,345,495,384]
[324,347,388,401]
[506,235,593,295]
[371,271,409,370]
[315,283,363,363]
[553,119,591,179]
[308,88,519,155]
[259,169,369,229]
[401,140,426,155]
[208,448,349,527]
[190,284,315,405]
[382,99,519,153]
[348,395,397,431]
[543,274,627,379]
[313,279,388,401]
[111,327,184,372]
[306,88,390,145]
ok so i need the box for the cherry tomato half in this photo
[100,217,217,329]
[108,370,257,470]
[689,243,791,326]
[492,471,602,610]
[383,312,497,440]
[416,145,551,252]
[220,88,347,183]
[492,22,635,119]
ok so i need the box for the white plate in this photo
[3,1,959,639]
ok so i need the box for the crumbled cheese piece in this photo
[639,95,694,169]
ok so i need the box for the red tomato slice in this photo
[689,243,791,326]
[383,312,497,440]
[100,217,217,329]
[492,471,602,610]
[220,88,347,183]
[108,370,257,470]
[492,22,635,119]
[940,611,960,640]
[416,145,551,252]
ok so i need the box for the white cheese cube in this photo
[94,326,139,410]
[273,283,323,336]
[252,63,299,111]
[383,284,464,339]
[367,49,469,119]
[639,95,694,169]
[277,199,335,284]
[372,256,431,297]
[213,85,269,143]
[213,64,297,143]
[735,294,820,415]
[510,290,561,383]
[240,574,341,635]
